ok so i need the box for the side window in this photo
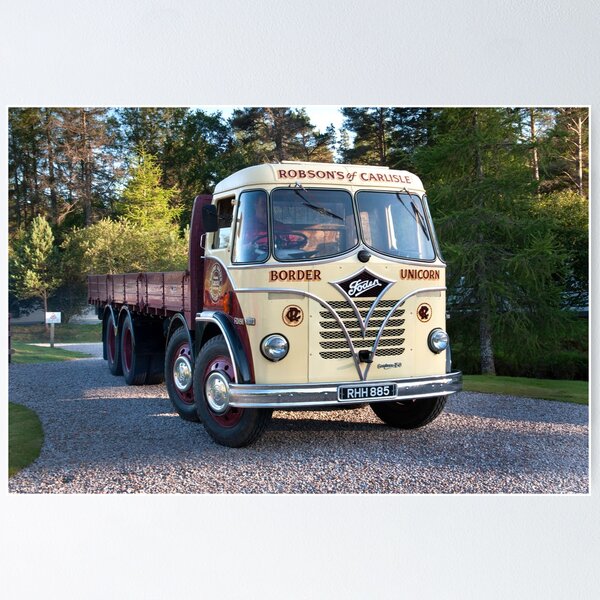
[212,197,234,249]
[231,190,269,263]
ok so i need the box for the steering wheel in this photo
[251,233,269,247]
[249,233,269,259]
[274,231,309,250]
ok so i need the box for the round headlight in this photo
[260,334,289,362]
[428,328,449,353]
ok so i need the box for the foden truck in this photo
[88,162,462,447]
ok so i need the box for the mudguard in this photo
[195,311,253,384]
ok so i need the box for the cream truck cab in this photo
[195,162,462,446]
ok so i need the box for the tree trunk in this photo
[472,109,496,375]
[81,109,93,226]
[577,114,583,196]
[479,303,496,375]
[9,130,22,228]
[529,108,540,182]
[377,108,387,164]
[43,290,49,332]
[45,109,59,224]
[424,108,433,146]
[23,156,31,223]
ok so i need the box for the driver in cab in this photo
[238,195,307,261]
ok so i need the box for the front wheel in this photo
[193,335,272,447]
[370,396,447,429]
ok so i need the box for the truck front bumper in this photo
[227,371,462,409]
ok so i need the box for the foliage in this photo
[62,148,189,279]
[230,107,335,163]
[9,216,62,313]
[340,107,432,170]
[117,148,181,227]
[9,403,44,477]
[538,108,589,196]
[340,107,394,165]
[9,107,119,233]
[7,106,589,379]
[530,189,588,307]
[416,108,569,374]
[61,218,189,278]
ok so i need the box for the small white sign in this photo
[45,312,61,324]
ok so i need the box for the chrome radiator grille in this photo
[318,299,405,360]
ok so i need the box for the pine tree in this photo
[340,107,395,165]
[230,107,332,163]
[58,107,117,227]
[337,128,351,163]
[416,108,566,375]
[8,108,44,230]
[117,149,181,229]
[552,108,589,196]
[10,216,62,316]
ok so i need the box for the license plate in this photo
[338,383,396,401]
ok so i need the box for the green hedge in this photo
[494,349,588,380]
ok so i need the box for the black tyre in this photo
[120,314,150,385]
[193,335,272,447]
[105,311,123,376]
[145,352,166,385]
[165,327,199,422]
[370,396,447,429]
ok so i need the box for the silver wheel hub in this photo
[205,371,230,413]
[173,356,193,392]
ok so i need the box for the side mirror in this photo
[202,204,219,232]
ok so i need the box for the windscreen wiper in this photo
[292,183,343,221]
[395,189,430,240]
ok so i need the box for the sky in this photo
[197,105,345,133]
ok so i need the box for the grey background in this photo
[1,0,597,598]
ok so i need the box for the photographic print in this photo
[8,106,589,494]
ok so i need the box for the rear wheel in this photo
[193,335,272,447]
[370,396,447,429]
[120,314,150,385]
[165,327,199,422]
[105,311,122,376]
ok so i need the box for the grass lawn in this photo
[463,375,588,405]
[11,322,102,344]
[10,341,92,363]
[9,403,44,477]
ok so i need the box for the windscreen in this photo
[271,188,359,261]
[356,191,436,260]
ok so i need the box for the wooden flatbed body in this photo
[88,271,192,325]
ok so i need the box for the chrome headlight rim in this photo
[260,333,290,362]
[428,328,449,353]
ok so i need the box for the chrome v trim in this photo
[235,285,446,381]
[234,287,362,378]
[329,267,396,336]
[363,286,446,379]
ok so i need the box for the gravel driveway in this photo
[8,349,589,494]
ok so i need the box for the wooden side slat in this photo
[87,270,190,315]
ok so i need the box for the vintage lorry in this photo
[88,162,462,447]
